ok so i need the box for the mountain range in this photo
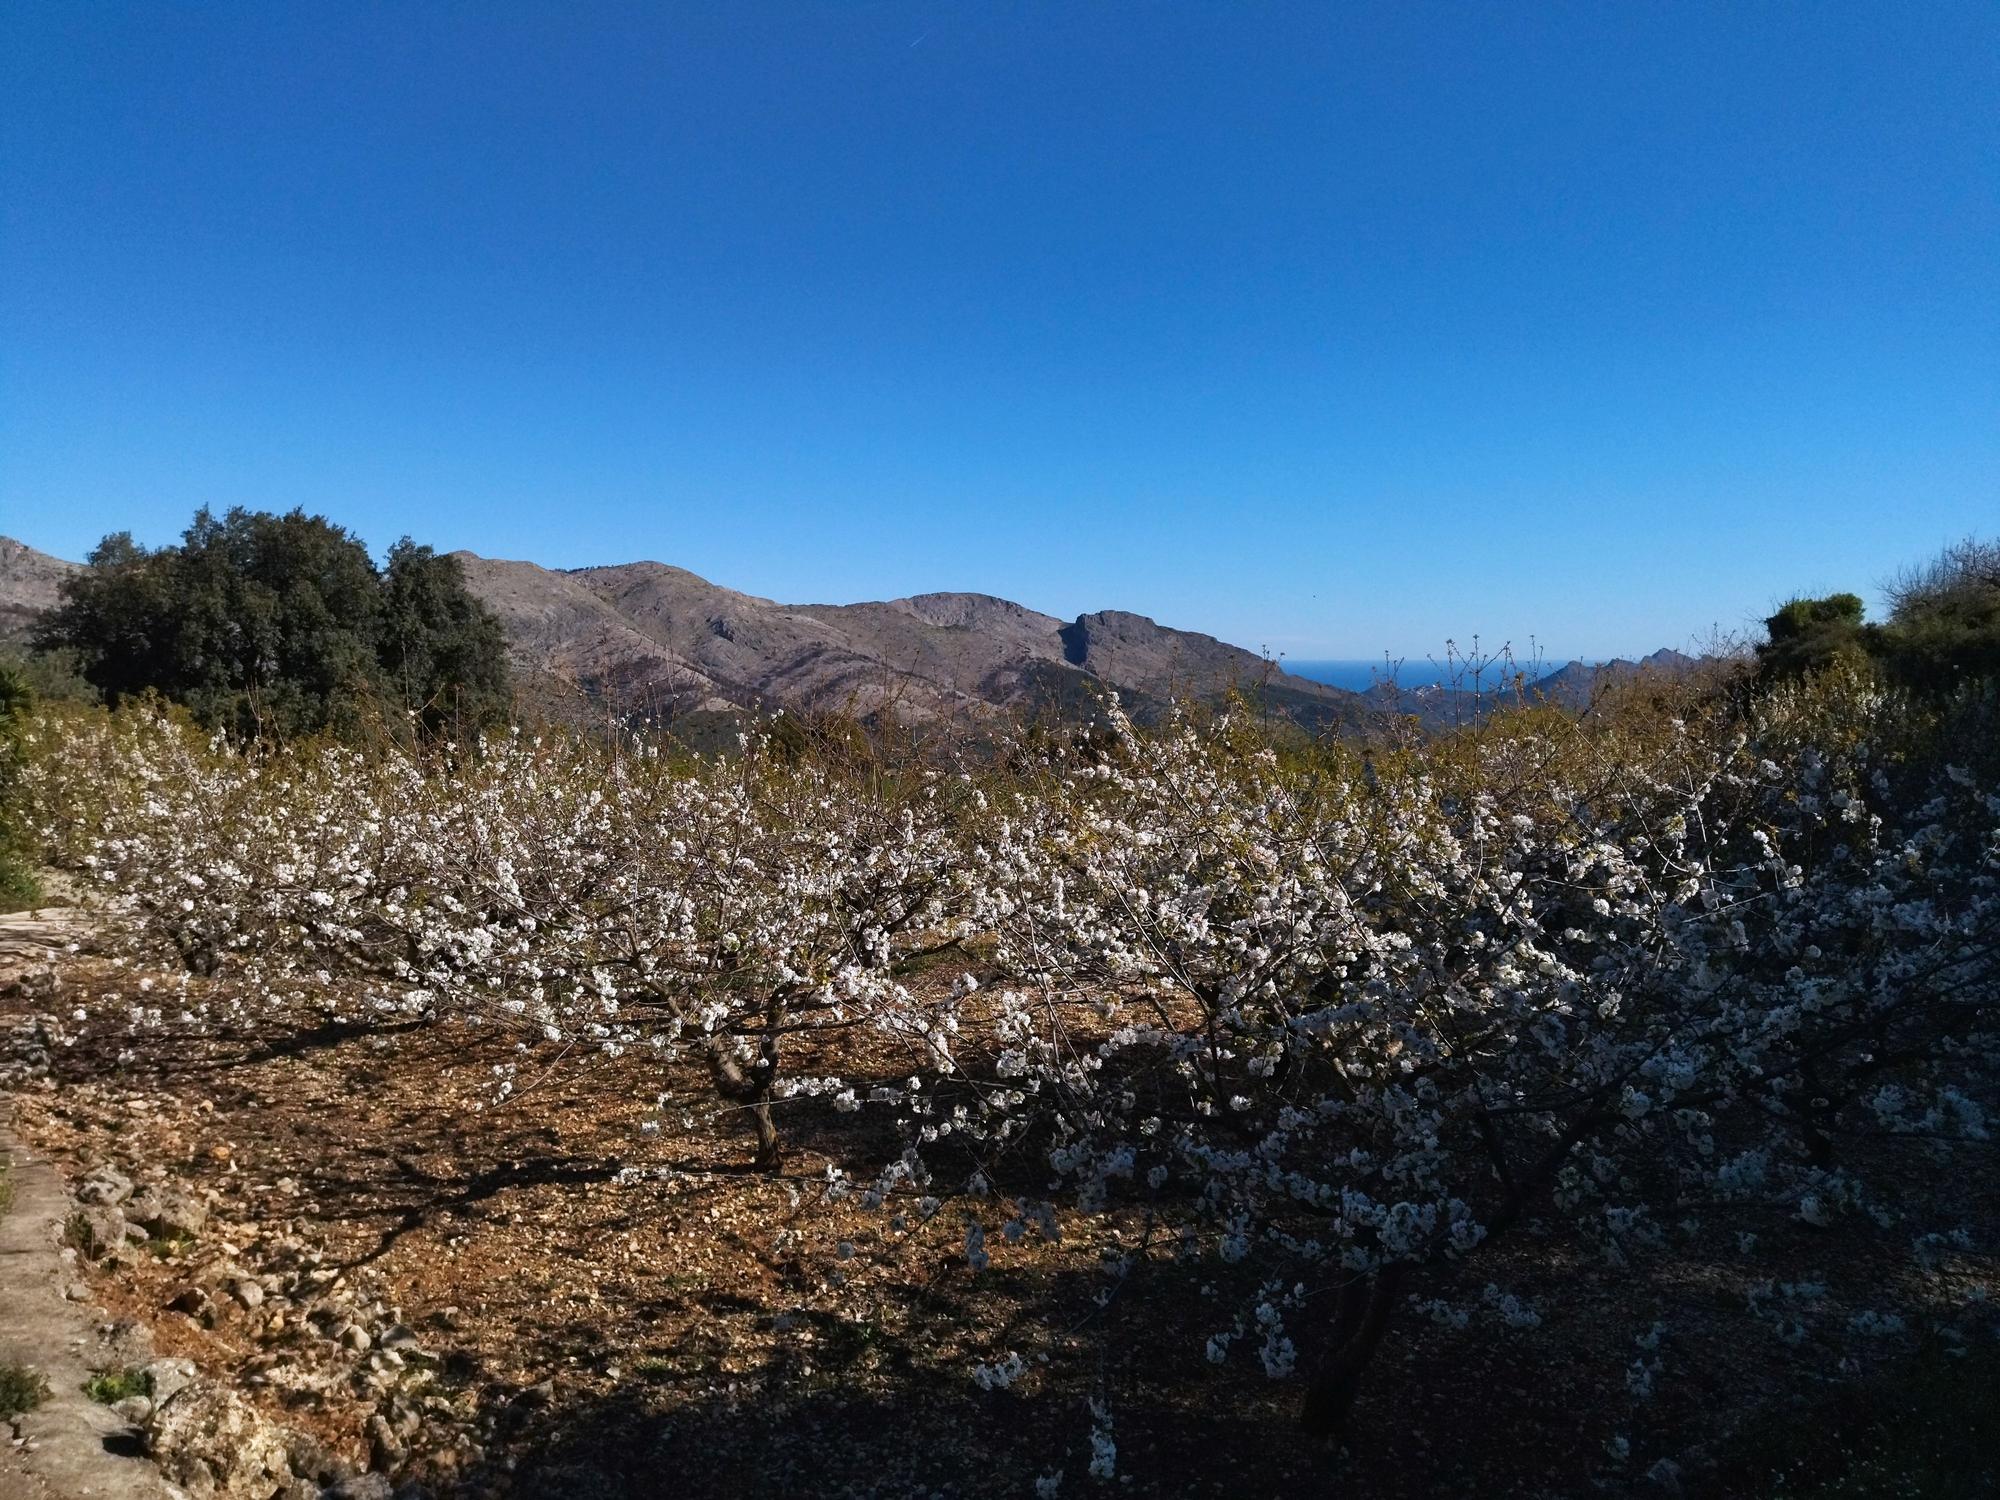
[0,534,1692,730]
[448,550,1370,729]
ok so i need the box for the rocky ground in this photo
[1,1087,176,1500]
[1,900,1996,1499]
[1,909,411,1500]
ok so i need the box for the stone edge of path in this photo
[0,1101,182,1500]
[1,900,182,1500]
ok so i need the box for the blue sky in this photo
[2,2,1994,661]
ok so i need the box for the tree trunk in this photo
[1300,1265,1404,1439]
[747,1087,780,1170]
[702,993,789,1171]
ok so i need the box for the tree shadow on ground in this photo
[451,1373,1325,1500]
[321,1153,635,1269]
[408,1230,1343,1500]
[39,1003,435,1090]
[420,1234,2000,1500]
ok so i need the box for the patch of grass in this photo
[0,1155,13,1218]
[0,862,41,914]
[817,1316,881,1369]
[631,1347,719,1380]
[1713,1333,1999,1498]
[0,1362,50,1418]
[82,1367,151,1404]
[146,1229,197,1259]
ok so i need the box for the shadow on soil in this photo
[458,1377,1322,1500]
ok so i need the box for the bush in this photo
[0,661,41,910]
[1756,592,1872,683]
[1758,538,2000,697]
[1880,537,2000,692]
[0,1362,49,1418]
[82,1367,151,1404]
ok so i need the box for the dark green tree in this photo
[171,507,386,738]
[1755,592,1873,684]
[379,539,512,733]
[34,508,511,740]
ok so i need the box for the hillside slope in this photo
[0,538,81,646]
[451,550,1362,728]
[0,534,1710,733]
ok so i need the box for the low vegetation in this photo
[1758,536,2000,690]
[81,1366,151,1405]
[1710,1335,1999,1499]
[0,662,38,910]
[0,1362,49,1419]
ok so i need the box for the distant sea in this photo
[1287,656,1592,692]
[1284,659,1450,692]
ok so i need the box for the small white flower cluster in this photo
[1085,1399,1117,1481]
[1481,1284,1543,1331]
[971,1351,1027,1390]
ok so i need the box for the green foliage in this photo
[82,1367,151,1404]
[379,538,513,734]
[0,660,41,910]
[0,644,97,705]
[0,1362,49,1418]
[1756,592,1872,684]
[1879,537,2000,692]
[32,507,512,741]
[630,1354,678,1382]
[146,1229,198,1259]
[0,661,32,724]
[1758,540,2000,697]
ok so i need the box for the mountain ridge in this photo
[0,534,1696,728]
[447,548,1361,728]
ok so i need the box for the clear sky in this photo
[2,3,1994,661]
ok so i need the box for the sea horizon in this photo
[1286,655,1603,693]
